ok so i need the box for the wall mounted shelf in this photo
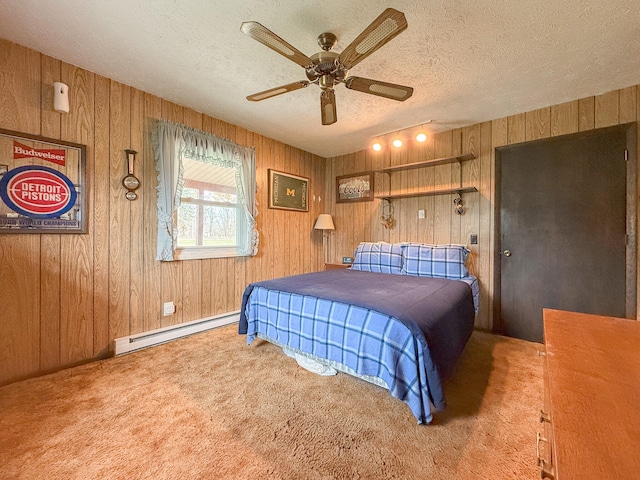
[374,153,476,174]
[376,186,478,202]
[373,153,478,202]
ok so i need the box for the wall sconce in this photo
[53,82,69,113]
[314,213,335,263]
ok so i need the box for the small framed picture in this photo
[268,169,309,212]
[336,171,374,203]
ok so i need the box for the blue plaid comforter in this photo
[239,270,476,424]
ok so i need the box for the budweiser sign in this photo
[13,141,66,166]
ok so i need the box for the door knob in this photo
[503,249,512,257]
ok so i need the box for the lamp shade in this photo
[314,214,335,230]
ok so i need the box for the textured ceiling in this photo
[1,0,640,158]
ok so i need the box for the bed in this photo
[238,242,478,424]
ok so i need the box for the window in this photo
[153,120,258,261]
[175,158,246,259]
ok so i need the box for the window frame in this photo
[174,162,247,261]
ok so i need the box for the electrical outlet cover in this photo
[163,302,175,316]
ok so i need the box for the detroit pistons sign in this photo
[0,165,77,218]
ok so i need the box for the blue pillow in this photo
[351,242,403,274]
[401,244,470,279]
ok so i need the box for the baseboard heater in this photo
[114,310,240,356]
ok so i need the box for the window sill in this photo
[174,246,245,260]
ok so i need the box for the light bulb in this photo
[416,133,427,143]
[372,142,382,152]
[392,139,403,148]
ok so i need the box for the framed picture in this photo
[0,128,87,234]
[268,169,309,212]
[336,171,374,203]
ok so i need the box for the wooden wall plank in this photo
[551,100,579,137]
[525,107,551,141]
[60,64,94,363]
[0,40,40,134]
[261,137,276,279]
[449,129,463,243]
[619,86,637,124]
[578,96,595,131]
[128,86,145,334]
[107,81,132,340]
[477,121,493,330]
[92,74,110,357]
[0,237,42,383]
[39,54,62,371]
[462,124,480,273]
[595,90,619,128]
[418,137,436,244]
[507,113,526,145]
[433,131,453,244]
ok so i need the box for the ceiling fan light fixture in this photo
[321,89,337,125]
[241,8,412,124]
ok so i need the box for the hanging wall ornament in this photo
[380,201,396,229]
[453,193,464,215]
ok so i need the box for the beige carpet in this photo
[0,324,543,479]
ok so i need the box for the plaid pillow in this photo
[351,242,403,274]
[401,244,470,279]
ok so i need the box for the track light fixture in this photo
[370,120,433,152]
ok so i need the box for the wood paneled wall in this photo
[0,39,326,385]
[326,87,639,330]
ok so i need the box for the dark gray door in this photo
[497,126,632,342]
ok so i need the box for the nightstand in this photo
[325,263,351,270]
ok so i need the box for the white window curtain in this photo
[152,119,258,261]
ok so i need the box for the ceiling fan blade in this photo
[345,76,413,101]
[338,8,408,70]
[240,21,314,69]
[320,89,337,125]
[246,81,310,102]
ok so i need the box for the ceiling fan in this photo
[240,8,414,125]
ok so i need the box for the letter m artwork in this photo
[268,169,308,212]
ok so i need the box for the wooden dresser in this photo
[540,309,640,479]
